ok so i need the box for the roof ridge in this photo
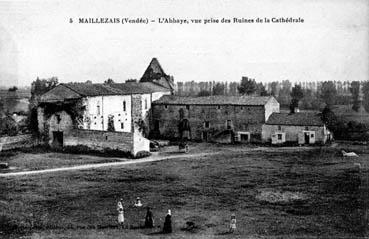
[60,83,84,97]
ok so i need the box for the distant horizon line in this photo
[1,79,368,89]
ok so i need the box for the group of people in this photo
[116,197,172,233]
[116,197,236,234]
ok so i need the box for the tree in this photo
[320,81,337,108]
[270,81,279,96]
[28,77,59,133]
[238,77,257,95]
[30,77,59,106]
[8,86,18,92]
[290,84,304,113]
[197,90,211,97]
[363,81,369,113]
[277,80,292,106]
[256,83,268,96]
[350,81,361,112]
[212,82,225,95]
[228,82,239,96]
[104,78,114,84]
[0,98,4,117]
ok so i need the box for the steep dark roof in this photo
[140,58,174,91]
[266,112,324,126]
[153,95,273,106]
[40,82,170,102]
[141,58,167,81]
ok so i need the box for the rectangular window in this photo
[278,126,282,130]
[278,134,282,140]
[165,105,168,109]
[186,105,190,110]
[226,120,232,129]
[145,99,148,109]
[121,123,124,129]
[97,105,100,115]
[204,121,210,128]
[123,101,126,111]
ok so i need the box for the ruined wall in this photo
[64,129,133,152]
[131,94,150,153]
[47,111,74,145]
[151,104,267,140]
[262,124,327,143]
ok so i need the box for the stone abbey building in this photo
[150,95,280,142]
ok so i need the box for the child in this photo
[134,197,142,207]
[229,213,236,233]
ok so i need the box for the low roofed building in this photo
[262,112,332,145]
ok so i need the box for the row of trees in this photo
[176,78,369,112]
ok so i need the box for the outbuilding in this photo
[261,112,332,145]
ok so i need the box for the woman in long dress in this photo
[163,209,172,233]
[145,207,154,228]
[117,200,124,229]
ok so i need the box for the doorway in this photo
[304,132,310,144]
[202,131,208,141]
[52,131,63,148]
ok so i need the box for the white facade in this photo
[83,95,133,132]
[80,91,171,133]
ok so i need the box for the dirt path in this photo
[0,145,322,177]
[0,151,219,177]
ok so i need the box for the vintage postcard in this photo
[0,0,368,238]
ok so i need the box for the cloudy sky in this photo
[0,0,368,87]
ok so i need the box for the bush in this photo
[134,150,151,159]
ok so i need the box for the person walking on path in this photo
[117,200,125,229]
[229,213,236,233]
[144,207,154,228]
[163,209,172,233]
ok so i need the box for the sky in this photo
[0,0,368,87]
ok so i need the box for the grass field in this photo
[0,143,368,238]
[0,151,122,173]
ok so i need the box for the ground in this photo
[0,143,368,238]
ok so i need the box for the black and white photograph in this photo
[0,0,368,238]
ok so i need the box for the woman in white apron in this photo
[117,200,124,229]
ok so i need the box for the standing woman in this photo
[163,209,172,233]
[117,199,124,229]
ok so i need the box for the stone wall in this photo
[64,129,133,152]
[151,104,267,141]
[0,134,38,151]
